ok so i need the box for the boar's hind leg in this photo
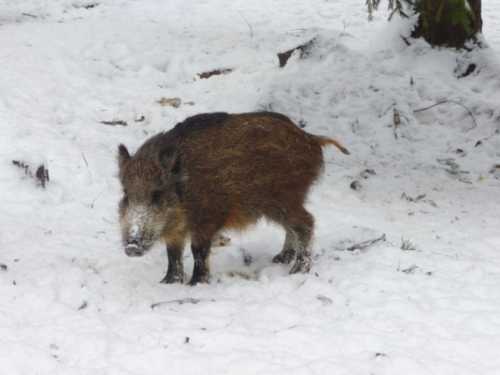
[287,208,314,274]
[272,229,297,264]
[160,245,185,284]
[189,235,212,286]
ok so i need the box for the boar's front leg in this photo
[189,236,212,286]
[160,245,185,284]
[161,225,187,284]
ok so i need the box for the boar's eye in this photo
[151,190,162,206]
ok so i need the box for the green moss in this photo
[417,0,473,33]
[366,0,481,48]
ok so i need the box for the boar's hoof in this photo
[289,254,311,274]
[160,272,184,284]
[188,273,210,286]
[272,249,296,264]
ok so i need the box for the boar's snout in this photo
[124,238,146,257]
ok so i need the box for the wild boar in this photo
[118,112,349,285]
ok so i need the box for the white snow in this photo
[1,1,500,374]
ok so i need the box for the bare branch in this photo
[413,100,478,131]
[12,160,50,188]
[197,68,233,79]
[100,120,128,126]
[347,233,386,251]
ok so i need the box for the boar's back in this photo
[171,112,230,138]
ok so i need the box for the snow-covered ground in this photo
[1,1,500,374]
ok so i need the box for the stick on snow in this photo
[12,160,49,188]
[413,100,478,131]
[197,68,233,79]
[151,298,215,309]
[100,120,128,127]
[347,233,386,251]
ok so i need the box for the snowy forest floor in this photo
[1,1,500,374]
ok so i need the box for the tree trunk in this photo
[469,0,482,32]
[411,0,482,48]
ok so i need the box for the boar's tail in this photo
[314,135,350,155]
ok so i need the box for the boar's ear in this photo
[159,147,180,176]
[118,144,131,171]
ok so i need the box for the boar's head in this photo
[117,144,182,257]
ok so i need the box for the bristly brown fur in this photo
[118,111,349,285]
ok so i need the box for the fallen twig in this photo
[413,100,478,131]
[81,152,89,168]
[400,35,411,46]
[78,301,88,310]
[401,192,426,203]
[73,2,99,9]
[400,265,418,274]
[100,120,128,127]
[225,271,255,280]
[36,165,49,188]
[316,294,333,305]
[393,108,401,140]
[436,158,472,184]
[197,68,233,79]
[21,12,38,18]
[238,11,254,39]
[151,297,215,309]
[347,233,386,251]
[401,192,437,207]
[12,160,50,188]
[474,128,500,148]
[157,97,181,108]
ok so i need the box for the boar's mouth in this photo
[124,238,153,257]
